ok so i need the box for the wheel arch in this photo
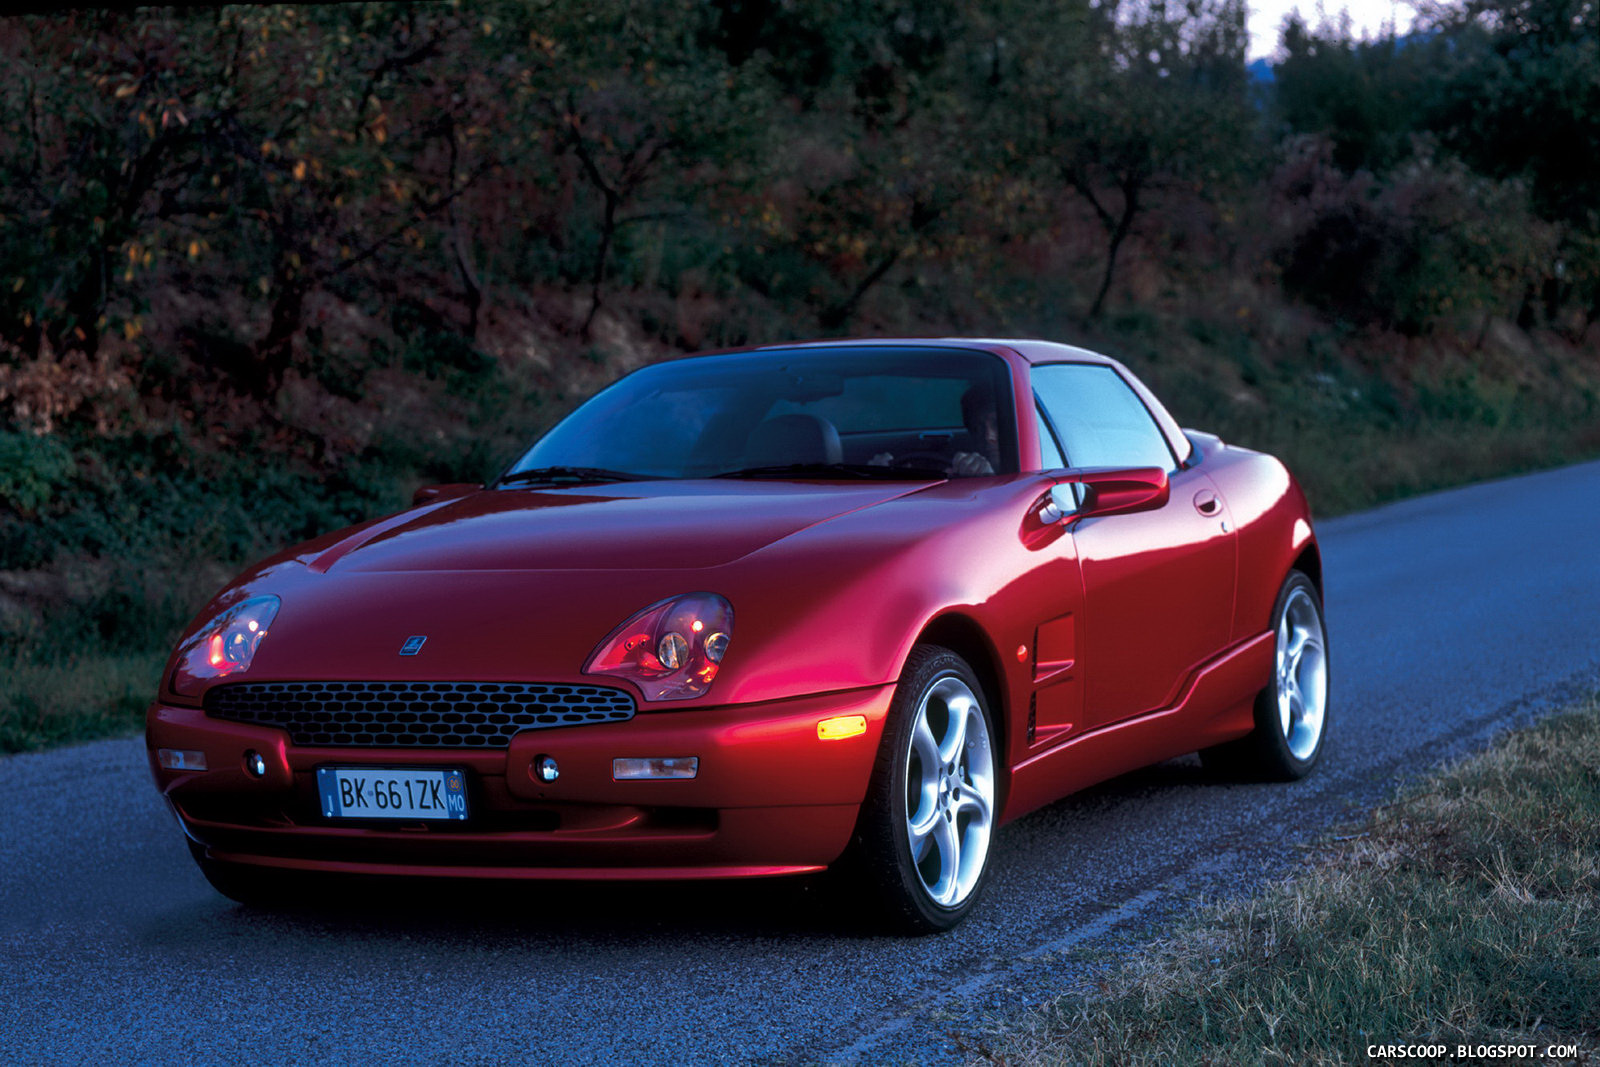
[1291,541,1323,600]
[911,611,1010,790]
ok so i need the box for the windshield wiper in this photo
[496,466,652,488]
[711,462,947,480]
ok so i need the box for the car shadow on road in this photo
[150,756,1262,948]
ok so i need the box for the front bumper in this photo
[147,684,893,880]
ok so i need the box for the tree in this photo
[484,0,771,338]
[993,0,1255,318]
[1421,0,1600,320]
[1273,15,1446,173]
[714,0,1027,332]
[0,6,506,396]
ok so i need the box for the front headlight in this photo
[170,595,280,696]
[584,593,733,701]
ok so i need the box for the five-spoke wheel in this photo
[854,644,998,933]
[1202,569,1330,780]
[904,674,996,909]
[1276,584,1328,762]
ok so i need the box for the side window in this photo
[1034,405,1064,469]
[1031,364,1176,472]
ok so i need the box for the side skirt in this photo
[1000,630,1272,823]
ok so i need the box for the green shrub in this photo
[0,430,75,514]
[1277,143,1556,333]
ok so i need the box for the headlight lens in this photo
[584,593,733,701]
[170,595,280,696]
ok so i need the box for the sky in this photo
[1247,0,1418,57]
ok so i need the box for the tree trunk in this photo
[819,247,903,331]
[1089,181,1139,320]
[452,229,483,340]
[582,189,619,339]
[252,265,307,398]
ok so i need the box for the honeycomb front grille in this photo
[204,681,636,748]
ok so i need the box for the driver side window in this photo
[1034,405,1064,469]
[1032,364,1176,472]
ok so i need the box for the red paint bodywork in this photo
[147,339,1320,882]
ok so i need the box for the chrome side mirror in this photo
[1039,483,1081,524]
[1036,467,1167,524]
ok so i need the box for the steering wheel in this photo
[891,450,951,470]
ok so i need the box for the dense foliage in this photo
[1,0,1598,748]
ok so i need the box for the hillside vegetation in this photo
[3,0,1599,750]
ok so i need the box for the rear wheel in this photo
[851,644,999,934]
[1202,570,1329,780]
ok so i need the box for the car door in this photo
[1033,362,1237,734]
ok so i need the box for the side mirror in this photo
[1043,483,1080,522]
[1039,466,1169,523]
[412,483,481,507]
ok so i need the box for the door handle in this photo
[1193,490,1221,517]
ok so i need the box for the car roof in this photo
[736,337,1117,366]
[721,337,1191,467]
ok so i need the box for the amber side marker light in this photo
[817,715,867,740]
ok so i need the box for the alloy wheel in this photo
[1275,586,1328,761]
[903,674,996,909]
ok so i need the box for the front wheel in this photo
[1202,570,1330,780]
[851,645,999,934]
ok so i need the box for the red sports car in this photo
[147,338,1328,932]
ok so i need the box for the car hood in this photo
[303,480,942,573]
[177,474,1033,704]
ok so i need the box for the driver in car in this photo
[870,383,1000,476]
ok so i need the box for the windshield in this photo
[504,346,1018,481]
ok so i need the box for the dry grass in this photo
[981,698,1600,1065]
[0,648,158,752]
[0,552,226,753]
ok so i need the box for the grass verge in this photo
[0,648,156,752]
[980,697,1600,1065]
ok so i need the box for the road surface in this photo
[4,459,1598,1063]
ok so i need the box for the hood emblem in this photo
[399,635,428,656]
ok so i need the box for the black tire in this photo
[1201,570,1330,781]
[850,644,1000,934]
[187,840,304,908]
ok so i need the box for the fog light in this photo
[243,750,267,778]
[612,756,698,780]
[533,755,560,783]
[157,749,207,771]
[817,715,867,740]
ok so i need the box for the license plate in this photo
[316,766,469,821]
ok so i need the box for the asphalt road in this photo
[4,459,1599,1064]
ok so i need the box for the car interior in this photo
[740,414,987,470]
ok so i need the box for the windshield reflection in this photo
[504,346,1017,482]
